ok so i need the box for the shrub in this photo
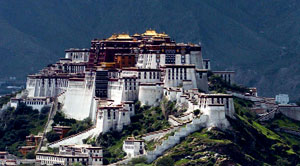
[25,150,36,159]
[46,131,60,143]
[156,156,174,166]
[130,157,147,165]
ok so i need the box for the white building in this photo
[10,97,51,111]
[123,137,145,158]
[275,94,289,105]
[19,30,236,150]
[36,144,103,166]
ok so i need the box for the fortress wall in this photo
[227,98,235,118]
[138,84,163,106]
[49,127,98,148]
[195,71,208,92]
[90,98,98,124]
[202,105,229,128]
[108,80,123,104]
[190,51,203,69]
[188,69,198,88]
[182,81,193,91]
[117,111,131,131]
[279,106,300,121]
[62,80,94,120]
[146,115,208,163]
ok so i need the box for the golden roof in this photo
[117,33,132,40]
[157,32,169,38]
[143,29,158,36]
[108,34,118,40]
[107,33,132,40]
[132,33,141,37]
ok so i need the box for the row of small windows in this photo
[64,66,85,73]
[29,79,68,87]
[168,68,187,80]
[206,98,230,109]
[137,72,160,80]
[107,110,126,119]
[165,54,186,64]
[25,101,45,105]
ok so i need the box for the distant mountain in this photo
[0,0,299,100]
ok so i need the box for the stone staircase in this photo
[145,115,207,163]
[258,107,279,121]
[48,111,101,148]
[36,98,57,153]
[48,126,98,148]
[142,125,181,142]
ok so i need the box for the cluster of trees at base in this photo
[0,104,50,156]
[46,111,92,143]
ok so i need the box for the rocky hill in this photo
[0,1,299,98]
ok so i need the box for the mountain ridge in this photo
[0,0,299,100]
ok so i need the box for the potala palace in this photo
[8,30,238,165]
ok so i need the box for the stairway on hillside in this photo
[145,116,207,163]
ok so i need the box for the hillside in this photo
[122,99,300,166]
[0,0,300,99]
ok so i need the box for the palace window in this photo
[181,55,185,64]
[108,109,111,119]
[165,54,175,64]
[226,99,229,109]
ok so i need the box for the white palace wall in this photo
[190,51,204,69]
[62,80,94,120]
[202,105,230,128]
[164,66,197,89]
[138,84,163,106]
